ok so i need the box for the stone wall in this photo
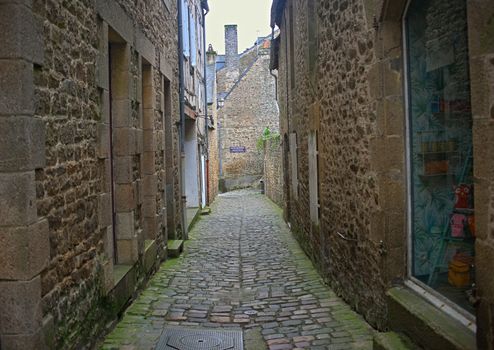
[263,138,283,207]
[468,1,494,348]
[206,48,220,204]
[218,50,279,191]
[274,0,494,345]
[0,0,180,348]
[208,102,220,203]
[276,0,388,328]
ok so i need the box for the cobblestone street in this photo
[101,190,373,350]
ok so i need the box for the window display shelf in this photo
[453,208,474,215]
[416,151,458,156]
[419,173,455,180]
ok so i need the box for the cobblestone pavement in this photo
[101,190,374,350]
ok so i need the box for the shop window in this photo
[405,0,475,314]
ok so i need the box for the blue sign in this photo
[230,146,246,153]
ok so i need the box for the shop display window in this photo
[405,0,475,314]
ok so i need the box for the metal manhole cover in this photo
[156,327,243,350]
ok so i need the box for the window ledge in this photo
[387,286,476,350]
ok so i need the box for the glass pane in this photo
[406,0,475,314]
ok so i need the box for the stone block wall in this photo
[276,0,389,328]
[0,1,48,348]
[208,105,220,203]
[0,0,180,348]
[467,0,494,348]
[274,0,494,345]
[263,138,283,207]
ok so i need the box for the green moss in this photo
[188,213,201,232]
[161,256,181,270]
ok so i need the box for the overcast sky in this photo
[205,0,273,55]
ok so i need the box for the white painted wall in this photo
[185,120,200,208]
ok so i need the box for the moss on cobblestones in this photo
[100,190,374,349]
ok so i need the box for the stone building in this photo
[206,45,220,203]
[0,0,186,348]
[217,26,279,191]
[263,138,283,208]
[270,0,494,348]
[179,0,210,229]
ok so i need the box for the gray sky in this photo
[205,0,273,55]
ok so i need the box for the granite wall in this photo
[273,0,494,347]
[218,50,279,191]
[0,0,180,348]
[264,138,283,208]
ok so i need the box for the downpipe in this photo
[178,0,187,239]
[202,5,209,205]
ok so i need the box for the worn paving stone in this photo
[100,190,373,349]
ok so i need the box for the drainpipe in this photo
[202,4,209,205]
[178,0,187,239]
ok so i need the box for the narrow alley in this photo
[2,0,493,349]
[101,190,373,350]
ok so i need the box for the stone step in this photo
[373,332,419,350]
[200,207,211,215]
[167,240,184,258]
[387,286,476,350]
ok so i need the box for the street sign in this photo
[230,146,246,153]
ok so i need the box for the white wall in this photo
[185,120,200,208]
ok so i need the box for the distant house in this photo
[216,25,279,191]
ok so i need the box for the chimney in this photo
[207,44,217,66]
[224,24,239,81]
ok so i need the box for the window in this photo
[308,131,319,224]
[190,6,197,67]
[181,0,190,58]
[405,0,474,314]
[289,133,298,200]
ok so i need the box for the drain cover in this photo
[156,327,243,350]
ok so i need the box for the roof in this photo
[215,33,272,73]
[215,55,225,71]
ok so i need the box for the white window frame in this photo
[308,130,319,224]
[289,133,298,200]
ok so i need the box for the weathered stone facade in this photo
[207,47,220,204]
[217,28,279,191]
[271,0,494,348]
[180,0,209,220]
[0,0,181,348]
[468,1,494,347]
[263,138,283,208]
